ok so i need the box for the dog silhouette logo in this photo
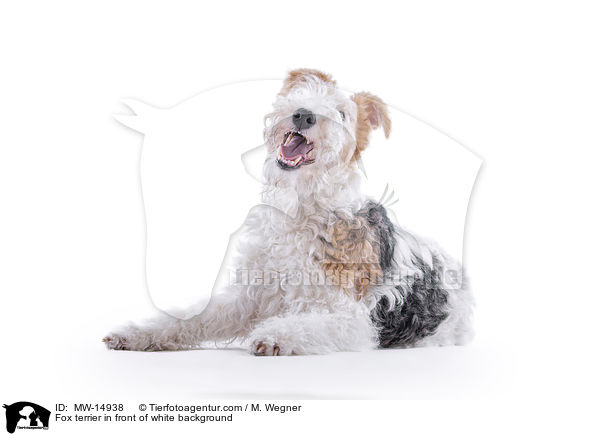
[3,402,50,433]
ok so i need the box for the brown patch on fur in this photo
[321,214,382,300]
[280,69,337,95]
[350,92,391,161]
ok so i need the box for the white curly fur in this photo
[104,71,474,355]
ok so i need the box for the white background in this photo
[1,1,599,435]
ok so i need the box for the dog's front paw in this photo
[251,340,291,356]
[103,325,157,351]
[103,332,134,350]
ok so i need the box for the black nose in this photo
[292,108,316,130]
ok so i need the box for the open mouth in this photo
[277,131,315,170]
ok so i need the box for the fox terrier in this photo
[104,69,474,355]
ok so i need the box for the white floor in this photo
[4,312,597,435]
[61,336,511,400]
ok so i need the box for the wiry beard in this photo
[262,156,363,219]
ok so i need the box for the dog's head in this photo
[263,69,391,190]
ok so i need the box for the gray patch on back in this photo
[361,201,451,348]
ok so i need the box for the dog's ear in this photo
[280,69,336,95]
[351,92,391,160]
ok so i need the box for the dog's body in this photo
[104,69,474,355]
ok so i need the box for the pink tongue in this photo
[282,134,311,158]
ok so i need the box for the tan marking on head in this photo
[321,214,382,300]
[280,68,337,95]
[350,92,391,161]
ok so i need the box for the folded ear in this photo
[351,92,391,160]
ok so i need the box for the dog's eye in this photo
[339,110,345,121]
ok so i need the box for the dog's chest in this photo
[265,218,326,272]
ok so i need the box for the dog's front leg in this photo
[248,310,378,356]
[103,290,257,351]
